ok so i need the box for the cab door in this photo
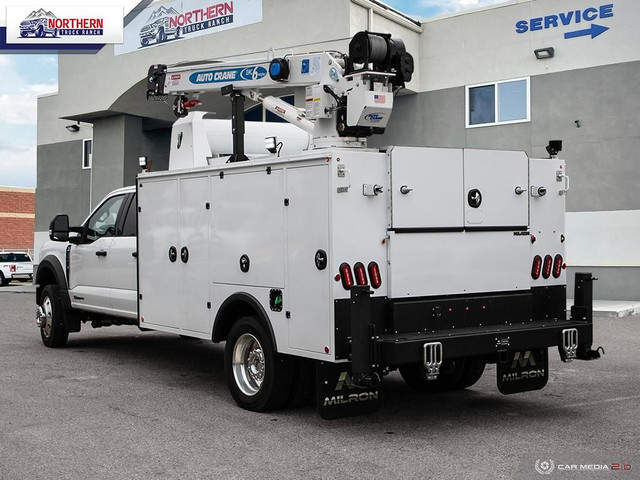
[69,193,126,314]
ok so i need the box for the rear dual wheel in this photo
[400,357,486,393]
[224,316,315,411]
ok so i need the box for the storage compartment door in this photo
[390,146,464,229]
[287,165,330,354]
[138,179,179,328]
[463,149,529,229]
[179,176,210,333]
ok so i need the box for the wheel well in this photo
[35,265,57,304]
[212,294,277,350]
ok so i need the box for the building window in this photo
[82,139,93,169]
[466,78,530,128]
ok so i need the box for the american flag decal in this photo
[374,94,385,104]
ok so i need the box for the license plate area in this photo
[497,348,548,394]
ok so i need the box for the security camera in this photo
[546,140,563,158]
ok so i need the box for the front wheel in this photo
[0,272,8,286]
[39,285,69,348]
[224,316,293,411]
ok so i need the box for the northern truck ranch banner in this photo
[114,0,263,55]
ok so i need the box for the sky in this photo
[0,0,511,188]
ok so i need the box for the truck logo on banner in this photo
[115,0,263,56]
[5,5,123,45]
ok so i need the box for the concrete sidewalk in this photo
[567,299,640,318]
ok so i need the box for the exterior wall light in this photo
[66,123,80,132]
[534,47,555,59]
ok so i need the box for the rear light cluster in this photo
[337,262,382,290]
[531,254,564,280]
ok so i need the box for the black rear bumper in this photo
[377,318,593,365]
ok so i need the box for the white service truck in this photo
[36,32,600,419]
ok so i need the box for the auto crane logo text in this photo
[189,66,268,84]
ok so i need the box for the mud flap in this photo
[497,348,549,394]
[316,361,382,420]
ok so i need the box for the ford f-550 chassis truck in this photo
[36,31,600,419]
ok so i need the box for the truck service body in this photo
[36,32,600,418]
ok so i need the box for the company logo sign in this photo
[364,113,385,123]
[535,459,555,475]
[116,0,263,56]
[6,5,123,44]
[189,65,267,84]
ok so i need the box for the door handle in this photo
[132,252,138,258]
[95,250,107,257]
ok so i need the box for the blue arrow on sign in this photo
[564,23,609,39]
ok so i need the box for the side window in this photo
[121,194,137,237]
[82,139,92,169]
[85,195,125,242]
[466,78,530,128]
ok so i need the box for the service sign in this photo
[115,0,263,56]
[5,5,123,44]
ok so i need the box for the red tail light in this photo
[542,255,553,279]
[531,255,542,280]
[368,261,382,289]
[339,263,354,290]
[9,265,16,272]
[353,262,368,286]
[553,254,563,278]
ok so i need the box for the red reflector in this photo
[542,255,553,279]
[339,263,354,290]
[553,254,563,278]
[531,255,542,280]
[367,262,382,289]
[10,265,16,272]
[354,262,368,286]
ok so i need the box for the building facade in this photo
[36,0,640,299]
[0,186,35,254]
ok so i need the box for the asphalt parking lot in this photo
[0,291,638,480]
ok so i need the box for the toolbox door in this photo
[463,149,529,229]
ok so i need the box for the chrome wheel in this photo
[232,333,265,396]
[41,296,53,339]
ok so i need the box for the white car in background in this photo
[0,252,34,285]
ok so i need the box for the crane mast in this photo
[146,31,414,160]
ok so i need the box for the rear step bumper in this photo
[376,318,593,366]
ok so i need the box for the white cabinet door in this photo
[138,179,179,328]
[179,176,210,333]
[390,146,464,229]
[286,165,330,354]
[463,149,529,228]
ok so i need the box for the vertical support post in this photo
[571,272,595,323]
[222,86,249,163]
[350,285,380,387]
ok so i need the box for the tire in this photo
[39,285,69,348]
[400,358,466,393]
[141,38,149,46]
[20,31,28,38]
[455,358,486,390]
[224,316,293,412]
[286,357,315,408]
[36,25,44,38]
[0,272,8,286]
[175,27,181,38]
[156,28,165,43]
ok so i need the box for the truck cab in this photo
[37,186,137,337]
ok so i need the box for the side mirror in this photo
[49,214,69,242]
